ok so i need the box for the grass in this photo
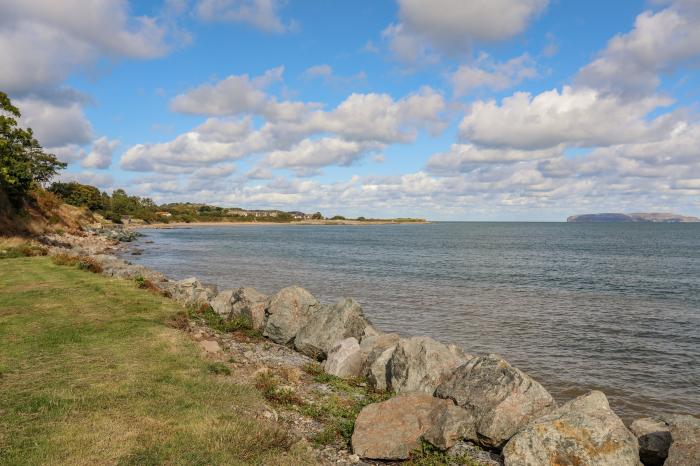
[0,237,47,259]
[0,257,314,465]
[407,441,482,466]
[186,304,263,339]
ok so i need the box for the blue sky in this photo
[2,0,700,220]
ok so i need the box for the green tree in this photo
[0,92,66,203]
[311,212,323,220]
[49,182,104,210]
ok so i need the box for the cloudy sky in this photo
[3,0,700,220]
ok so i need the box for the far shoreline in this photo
[133,219,430,229]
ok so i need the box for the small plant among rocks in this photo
[408,440,481,466]
[76,256,103,274]
[255,371,305,406]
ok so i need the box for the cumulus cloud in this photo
[301,64,367,88]
[16,96,93,149]
[427,144,561,174]
[576,0,700,97]
[196,0,292,33]
[450,53,537,96]
[124,78,446,173]
[0,0,178,94]
[82,137,119,169]
[384,0,548,61]
[459,86,675,150]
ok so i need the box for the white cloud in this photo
[126,80,446,174]
[57,171,114,189]
[576,0,700,96]
[264,138,382,173]
[459,86,675,150]
[427,144,561,174]
[302,64,333,78]
[82,137,119,169]
[384,0,548,62]
[0,0,177,94]
[195,0,292,33]
[450,53,537,96]
[16,96,93,149]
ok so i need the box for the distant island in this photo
[567,212,699,223]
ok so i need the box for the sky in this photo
[2,0,700,221]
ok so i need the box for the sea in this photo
[127,222,700,422]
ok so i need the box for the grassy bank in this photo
[0,257,313,465]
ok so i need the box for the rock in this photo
[435,354,554,448]
[263,286,319,345]
[360,333,401,390]
[199,340,221,353]
[366,345,397,391]
[170,277,216,308]
[231,287,268,329]
[630,417,671,466]
[351,393,453,460]
[502,391,641,466]
[210,289,234,317]
[423,404,476,450]
[388,336,466,394]
[294,298,373,360]
[324,337,364,378]
[665,414,700,466]
[447,441,504,466]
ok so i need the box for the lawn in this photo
[0,257,314,465]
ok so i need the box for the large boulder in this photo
[323,337,364,378]
[263,286,319,345]
[630,417,671,466]
[351,393,453,460]
[502,391,641,466]
[423,404,476,450]
[435,354,554,448]
[210,289,234,317]
[665,414,700,466]
[388,336,467,394]
[169,277,216,307]
[230,287,267,329]
[294,298,373,360]
[361,334,401,391]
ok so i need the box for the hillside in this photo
[0,188,95,236]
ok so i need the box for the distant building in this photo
[225,208,247,216]
[155,211,172,217]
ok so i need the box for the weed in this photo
[0,239,47,259]
[134,275,146,288]
[50,253,78,266]
[166,310,189,330]
[207,362,231,376]
[76,256,103,273]
[408,440,482,466]
[255,371,304,406]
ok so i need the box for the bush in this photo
[51,253,79,266]
[76,256,103,274]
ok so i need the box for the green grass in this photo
[0,257,314,465]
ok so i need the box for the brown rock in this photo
[351,393,453,460]
[665,414,700,466]
[630,417,671,466]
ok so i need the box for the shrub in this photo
[166,311,189,330]
[51,253,79,266]
[255,371,304,406]
[76,256,103,274]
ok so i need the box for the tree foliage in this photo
[0,92,66,203]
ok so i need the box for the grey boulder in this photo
[323,337,364,378]
[361,333,401,390]
[263,286,319,345]
[210,289,234,317]
[294,298,372,360]
[630,417,671,466]
[435,354,554,448]
[231,287,268,329]
[423,404,476,450]
[388,336,467,394]
[502,391,641,466]
[169,277,216,308]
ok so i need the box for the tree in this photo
[311,212,323,220]
[49,182,103,210]
[0,92,66,203]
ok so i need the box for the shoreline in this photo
[7,228,697,464]
[134,219,430,229]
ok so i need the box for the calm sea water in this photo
[128,222,700,421]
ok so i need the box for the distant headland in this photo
[567,212,699,223]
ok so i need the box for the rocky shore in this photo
[37,228,699,466]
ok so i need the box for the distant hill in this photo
[567,212,699,223]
